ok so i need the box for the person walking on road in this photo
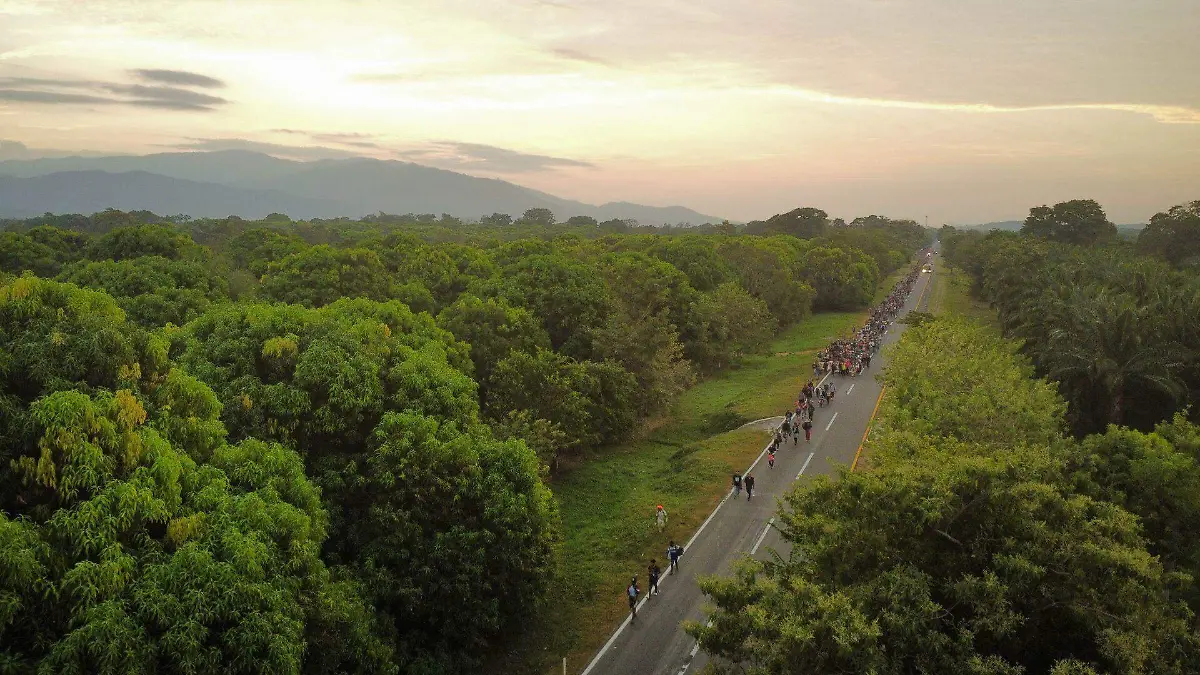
[768,449,775,468]
[627,577,640,620]
[667,541,683,574]
[648,560,661,596]
[745,473,755,501]
[655,504,667,532]
[803,417,813,442]
[732,473,742,497]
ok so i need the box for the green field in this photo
[930,264,996,323]
[486,306,883,673]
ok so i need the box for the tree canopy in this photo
[691,316,1200,674]
[0,205,933,673]
[1020,199,1117,246]
[940,213,1200,436]
[0,276,394,674]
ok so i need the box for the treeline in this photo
[0,208,926,469]
[0,207,926,673]
[939,198,1200,436]
[692,316,1200,673]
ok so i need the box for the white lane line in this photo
[795,452,815,480]
[846,383,855,395]
[584,354,835,674]
[582,434,772,675]
[581,600,639,675]
[741,442,772,480]
[824,412,839,431]
[676,621,712,675]
[750,518,775,555]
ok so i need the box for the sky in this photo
[1,0,1198,224]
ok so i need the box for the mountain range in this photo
[0,150,721,224]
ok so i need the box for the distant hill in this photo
[0,150,721,224]
[953,221,1145,234]
[0,171,340,220]
[953,221,1024,232]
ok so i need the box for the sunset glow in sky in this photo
[2,0,1198,223]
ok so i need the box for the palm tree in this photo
[1039,285,1187,431]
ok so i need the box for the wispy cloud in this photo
[272,129,382,148]
[105,83,228,110]
[170,137,363,160]
[131,68,225,88]
[399,141,594,173]
[0,72,229,111]
[547,48,613,67]
[0,88,113,105]
[760,86,1200,124]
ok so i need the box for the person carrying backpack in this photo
[667,541,684,574]
[627,577,640,619]
[803,417,813,441]
[648,560,661,597]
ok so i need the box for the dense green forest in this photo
[689,198,1200,674]
[0,207,925,673]
[939,198,1200,436]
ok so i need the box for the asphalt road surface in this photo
[579,264,934,675]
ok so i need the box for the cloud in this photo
[351,47,613,85]
[131,68,225,88]
[398,141,594,173]
[171,137,366,160]
[104,83,228,110]
[0,73,228,111]
[0,89,115,105]
[759,85,1200,125]
[547,48,613,67]
[270,129,383,149]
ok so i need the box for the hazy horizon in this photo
[2,0,1198,224]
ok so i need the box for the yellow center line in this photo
[853,270,926,471]
[851,386,885,472]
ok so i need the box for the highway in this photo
[579,259,935,675]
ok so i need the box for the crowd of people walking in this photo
[760,261,925,467]
[629,258,929,622]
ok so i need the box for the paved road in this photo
[580,264,934,675]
